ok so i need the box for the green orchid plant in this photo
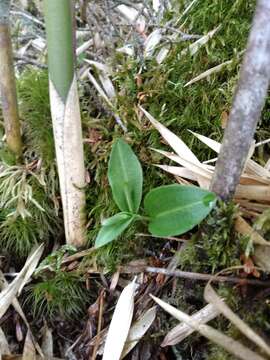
[95,139,216,248]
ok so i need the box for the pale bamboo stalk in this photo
[0,0,22,158]
[44,0,86,246]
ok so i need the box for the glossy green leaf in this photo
[145,184,216,236]
[95,212,135,248]
[108,139,143,213]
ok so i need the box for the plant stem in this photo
[0,0,22,159]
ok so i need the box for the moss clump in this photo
[0,164,60,257]
[179,201,249,273]
[26,245,90,319]
[28,271,89,319]
[18,69,55,167]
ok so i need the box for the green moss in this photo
[27,271,89,319]
[18,69,55,166]
[0,164,60,257]
[179,201,249,273]
[113,0,256,162]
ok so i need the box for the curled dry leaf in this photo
[151,295,266,360]
[181,26,220,56]
[184,59,234,87]
[234,216,270,246]
[102,279,137,360]
[22,330,36,360]
[121,306,157,359]
[139,106,200,165]
[204,284,270,357]
[41,323,53,359]
[161,303,220,347]
[0,244,44,320]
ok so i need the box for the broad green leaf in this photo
[145,185,216,236]
[108,139,143,213]
[95,212,135,248]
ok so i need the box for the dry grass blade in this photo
[0,327,10,356]
[0,244,44,319]
[152,149,211,179]
[22,330,36,360]
[139,106,201,165]
[102,279,137,360]
[155,165,198,181]
[161,303,220,347]
[41,323,53,359]
[204,284,270,357]
[120,306,156,359]
[253,246,270,272]
[184,59,234,87]
[234,216,270,246]
[235,185,270,202]
[0,271,43,357]
[151,295,266,360]
[87,72,114,108]
[181,26,220,56]
[245,159,270,179]
[188,131,221,153]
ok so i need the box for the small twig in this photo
[135,233,188,242]
[126,266,270,287]
[91,289,105,360]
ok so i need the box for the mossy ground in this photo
[1,0,270,357]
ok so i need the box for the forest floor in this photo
[1,1,270,359]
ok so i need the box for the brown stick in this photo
[210,0,270,200]
[0,0,22,158]
[142,267,270,287]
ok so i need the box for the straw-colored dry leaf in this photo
[121,306,156,359]
[0,244,44,320]
[144,29,162,58]
[265,158,270,171]
[152,0,161,12]
[88,72,114,108]
[76,39,93,56]
[155,165,198,182]
[245,159,270,179]
[156,33,178,64]
[116,5,143,24]
[84,60,110,73]
[151,295,266,360]
[102,279,137,360]
[99,73,116,100]
[234,216,270,246]
[184,59,234,87]
[189,131,221,153]
[235,185,270,202]
[162,303,220,347]
[41,324,53,359]
[204,284,270,357]
[253,245,270,272]
[181,27,220,56]
[0,271,43,357]
[152,148,211,179]
[22,330,36,360]
[139,106,201,165]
